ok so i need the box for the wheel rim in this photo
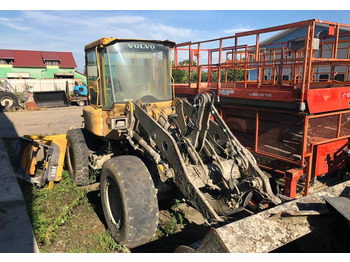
[1,96,14,109]
[106,175,123,230]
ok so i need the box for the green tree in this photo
[226,69,246,82]
[211,69,246,83]
[172,60,246,84]
[172,68,187,83]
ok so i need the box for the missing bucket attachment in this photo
[17,134,67,188]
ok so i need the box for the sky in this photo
[1,7,350,72]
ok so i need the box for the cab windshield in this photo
[101,41,172,107]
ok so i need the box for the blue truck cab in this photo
[70,84,88,106]
[74,85,88,96]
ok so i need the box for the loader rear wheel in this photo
[66,128,90,186]
[100,155,159,249]
[0,92,18,111]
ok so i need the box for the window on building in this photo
[0,59,14,65]
[45,60,60,66]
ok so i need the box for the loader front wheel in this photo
[100,155,159,249]
[66,128,90,186]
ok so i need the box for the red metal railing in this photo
[173,19,350,197]
[173,19,350,106]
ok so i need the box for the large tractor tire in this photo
[100,155,159,249]
[0,91,18,111]
[65,128,90,186]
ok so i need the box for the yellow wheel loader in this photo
[64,37,282,249]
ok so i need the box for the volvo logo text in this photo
[128,44,155,49]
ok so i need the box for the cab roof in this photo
[84,38,176,51]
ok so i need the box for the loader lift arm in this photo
[131,92,280,223]
[182,92,280,205]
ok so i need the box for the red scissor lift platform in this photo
[173,19,350,198]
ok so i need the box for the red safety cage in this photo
[173,19,350,198]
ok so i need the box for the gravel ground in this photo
[0,106,83,138]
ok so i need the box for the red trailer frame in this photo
[173,19,350,198]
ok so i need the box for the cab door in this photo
[86,49,99,105]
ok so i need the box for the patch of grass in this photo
[171,199,187,228]
[158,199,187,237]
[162,216,178,236]
[91,232,128,253]
[67,245,86,253]
[89,168,100,184]
[20,171,85,245]
[19,170,129,253]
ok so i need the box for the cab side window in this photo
[86,50,99,105]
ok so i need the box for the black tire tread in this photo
[101,155,158,248]
[66,128,90,186]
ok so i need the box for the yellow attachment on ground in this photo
[44,134,67,182]
[21,143,39,176]
[21,134,67,187]
[47,181,54,190]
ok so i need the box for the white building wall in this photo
[0,78,78,93]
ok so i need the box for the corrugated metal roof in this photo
[0,49,76,68]
[0,50,14,59]
[41,51,62,61]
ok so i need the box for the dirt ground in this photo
[0,106,83,138]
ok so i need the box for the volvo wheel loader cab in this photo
[66,37,281,249]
